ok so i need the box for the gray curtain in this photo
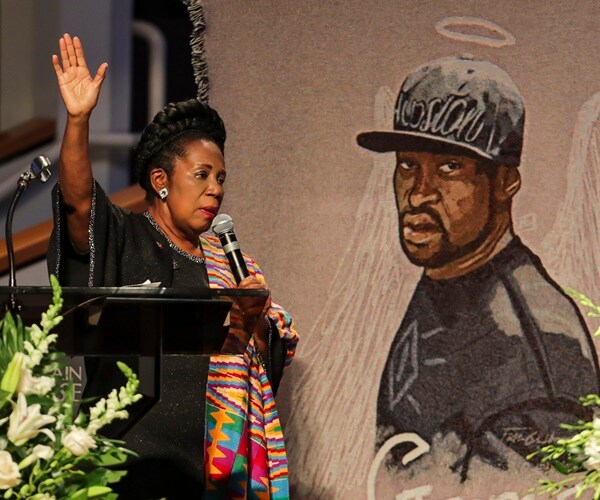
[182,0,209,103]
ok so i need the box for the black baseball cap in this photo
[357,55,525,166]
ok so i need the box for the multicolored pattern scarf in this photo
[201,234,298,499]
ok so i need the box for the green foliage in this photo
[0,313,23,373]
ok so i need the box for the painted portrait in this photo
[3,0,600,498]
[242,7,600,499]
[359,52,600,494]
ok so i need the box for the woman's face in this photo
[163,139,226,235]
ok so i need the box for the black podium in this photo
[0,286,268,496]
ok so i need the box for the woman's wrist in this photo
[66,113,92,125]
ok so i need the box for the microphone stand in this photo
[5,156,52,312]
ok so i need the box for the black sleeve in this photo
[47,183,90,286]
[257,317,288,395]
[267,319,287,395]
[47,181,128,287]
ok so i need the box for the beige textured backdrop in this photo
[202,1,600,497]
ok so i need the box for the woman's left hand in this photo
[52,34,108,119]
[237,276,271,360]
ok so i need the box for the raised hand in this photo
[52,34,108,119]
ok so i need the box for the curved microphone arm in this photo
[6,177,29,288]
[5,156,52,311]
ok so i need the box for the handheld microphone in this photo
[211,213,249,284]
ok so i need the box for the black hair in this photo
[133,98,226,202]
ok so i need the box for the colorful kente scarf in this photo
[202,234,298,499]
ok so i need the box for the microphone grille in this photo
[211,213,234,236]
[31,156,52,183]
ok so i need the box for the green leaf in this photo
[566,456,585,469]
[89,450,127,467]
[87,486,113,497]
[551,460,570,475]
[15,316,24,352]
[1,315,15,365]
[66,486,113,500]
[0,352,24,397]
[82,467,110,487]
[4,313,17,354]
[67,489,89,500]
[104,469,127,484]
[0,387,12,409]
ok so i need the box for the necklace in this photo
[143,211,205,265]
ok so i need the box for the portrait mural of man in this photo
[188,4,600,497]
[356,55,600,480]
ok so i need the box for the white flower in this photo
[0,450,21,489]
[584,419,600,470]
[29,324,43,344]
[87,390,131,435]
[18,368,55,396]
[7,393,56,446]
[31,444,54,461]
[40,312,62,334]
[585,445,600,470]
[18,444,54,470]
[63,427,96,456]
[23,333,58,369]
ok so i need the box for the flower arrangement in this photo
[529,289,600,499]
[0,276,141,499]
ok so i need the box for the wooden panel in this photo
[0,119,56,161]
[0,184,147,273]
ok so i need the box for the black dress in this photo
[48,183,284,498]
[113,252,211,499]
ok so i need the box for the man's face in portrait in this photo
[394,150,497,268]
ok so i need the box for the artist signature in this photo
[501,427,561,447]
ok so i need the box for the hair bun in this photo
[133,98,226,188]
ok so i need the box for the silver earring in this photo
[158,188,169,200]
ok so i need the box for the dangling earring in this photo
[158,188,169,200]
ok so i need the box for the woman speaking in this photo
[48,34,298,498]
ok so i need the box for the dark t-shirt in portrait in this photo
[377,237,600,478]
